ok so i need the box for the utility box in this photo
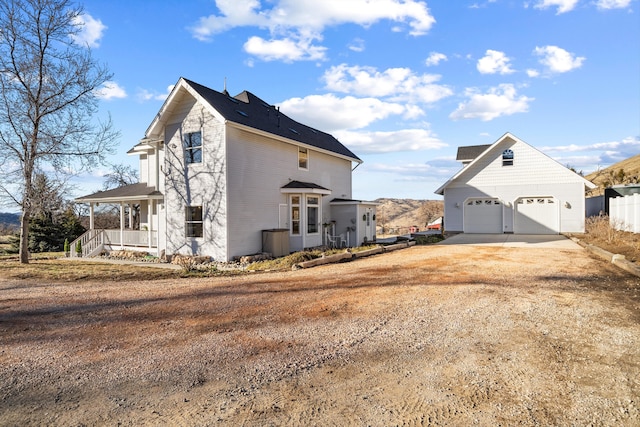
[262,229,290,257]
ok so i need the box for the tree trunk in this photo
[19,207,30,264]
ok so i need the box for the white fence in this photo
[610,193,640,233]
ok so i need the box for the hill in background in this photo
[0,212,19,227]
[374,198,443,236]
[585,154,640,196]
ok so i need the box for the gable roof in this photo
[435,132,597,195]
[147,78,361,163]
[456,144,491,162]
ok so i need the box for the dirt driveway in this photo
[1,241,639,426]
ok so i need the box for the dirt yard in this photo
[1,242,639,426]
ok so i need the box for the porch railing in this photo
[104,229,158,247]
[70,229,158,258]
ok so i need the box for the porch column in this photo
[89,203,95,230]
[148,199,153,250]
[120,202,125,249]
[128,203,133,229]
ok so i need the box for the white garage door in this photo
[463,198,503,233]
[514,197,559,234]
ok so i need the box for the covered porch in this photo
[74,183,164,258]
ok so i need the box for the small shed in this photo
[329,199,378,246]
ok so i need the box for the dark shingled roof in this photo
[456,144,492,162]
[76,183,163,202]
[184,78,361,162]
[281,181,330,191]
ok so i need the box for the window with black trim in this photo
[502,149,514,166]
[184,131,202,164]
[185,206,203,237]
[298,147,308,170]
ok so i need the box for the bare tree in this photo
[102,163,138,190]
[0,0,118,263]
[100,163,140,229]
[420,200,444,227]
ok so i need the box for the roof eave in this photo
[75,194,164,203]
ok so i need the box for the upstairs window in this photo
[298,147,308,170]
[185,206,203,238]
[184,131,202,164]
[502,149,514,166]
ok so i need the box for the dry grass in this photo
[579,215,640,262]
[247,245,383,271]
[0,258,179,282]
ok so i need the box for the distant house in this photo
[426,217,442,230]
[435,132,596,234]
[75,78,376,260]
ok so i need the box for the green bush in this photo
[414,234,444,245]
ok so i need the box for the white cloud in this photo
[596,0,632,9]
[348,38,366,52]
[243,35,327,62]
[533,45,585,74]
[190,0,435,61]
[70,13,107,48]
[540,136,640,172]
[279,93,406,131]
[541,136,640,156]
[477,50,515,75]
[425,52,447,67]
[449,84,534,121]
[95,81,127,100]
[335,129,446,154]
[532,0,579,14]
[526,69,540,78]
[137,85,174,102]
[322,64,452,104]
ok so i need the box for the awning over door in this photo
[280,180,331,195]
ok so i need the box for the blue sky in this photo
[76,0,639,201]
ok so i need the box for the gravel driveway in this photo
[1,240,639,426]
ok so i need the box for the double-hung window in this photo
[298,147,308,170]
[184,131,202,164]
[185,206,203,237]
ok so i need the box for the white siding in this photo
[162,95,228,260]
[226,126,353,257]
[443,136,589,234]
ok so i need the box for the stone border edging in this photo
[293,241,416,270]
[571,237,640,277]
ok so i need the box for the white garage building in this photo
[435,133,596,235]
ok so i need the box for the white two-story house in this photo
[75,78,377,261]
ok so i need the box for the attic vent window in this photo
[236,109,248,117]
[289,128,299,134]
[228,96,239,104]
[502,149,514,166]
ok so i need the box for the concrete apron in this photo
[438,233,583,250]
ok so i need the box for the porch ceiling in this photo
[75,183,163,203]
